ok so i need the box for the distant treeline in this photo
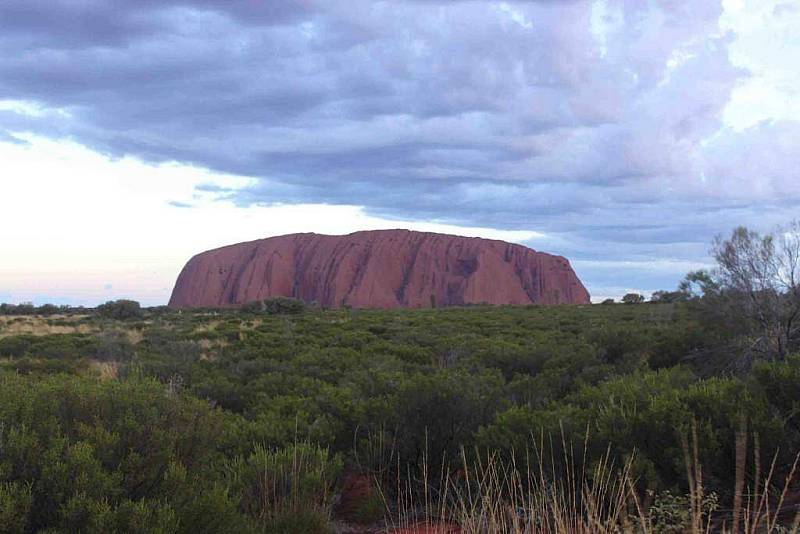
[0,299,149,318]
[0,303,87,316]
[0,289,692,318]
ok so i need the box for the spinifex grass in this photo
[379,424,800,534]
[381,429,642,534]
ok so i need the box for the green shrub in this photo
[226,443,341,533]
[386,369,507,473]
[0,481,32,533]
[622,293,646,304]
[0,335,36,358]
[2,301,797,529]
[96,300,143,320]
[0,373,253,532]
[241,297,306,315]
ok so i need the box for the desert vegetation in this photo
[0,224,798,533]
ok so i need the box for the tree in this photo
[709,221,800,360]
[678,270,719,299]
[0,303,36,315]
[241,297,306,315]
[650,290,690,304]
[622,293,645,304]
[37,303,60,316]
[96,299,142,320]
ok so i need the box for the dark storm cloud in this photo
[1,0,798,297]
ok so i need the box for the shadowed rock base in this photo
[169,230,590,309]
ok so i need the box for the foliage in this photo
[622,293,645,304]
[709,222,800,360]
[0,482,32,534]
[241,297,307,315]
[678,269,720,299]
[96,299,143,320]
[650,290,689,303]
[386,369,506,473]
[0,303,82,316]
[647,490,719,534]
[0,374,261,533]
[0,300,798,531]
[226,443,341,533]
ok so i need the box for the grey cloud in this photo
[1,0,797,296]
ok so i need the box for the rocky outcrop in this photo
[168,230,590,308]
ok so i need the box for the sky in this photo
[1,0,798,306]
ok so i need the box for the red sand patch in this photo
[336,472,377,522]
[386,521,462,534]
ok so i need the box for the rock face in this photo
[168,230,590,309]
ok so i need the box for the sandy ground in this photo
[0,315,95,338]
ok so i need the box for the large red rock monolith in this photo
[168,230,589,308]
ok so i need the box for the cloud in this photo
[1,0,798,298]
[0,135,545,306]
[0,130,27,145]
[168,200,194,209]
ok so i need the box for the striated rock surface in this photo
[168,230,590,308]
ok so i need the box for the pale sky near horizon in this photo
[0,135,544,306]
[1,0,799,306]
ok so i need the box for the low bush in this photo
[96,300,143,320]
[241,297,307,315]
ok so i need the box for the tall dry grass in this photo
[227,440,341,533]
[0,315,94,338]
[378,424,800,534]
[382,430,642,534]
[727,426,800,534]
